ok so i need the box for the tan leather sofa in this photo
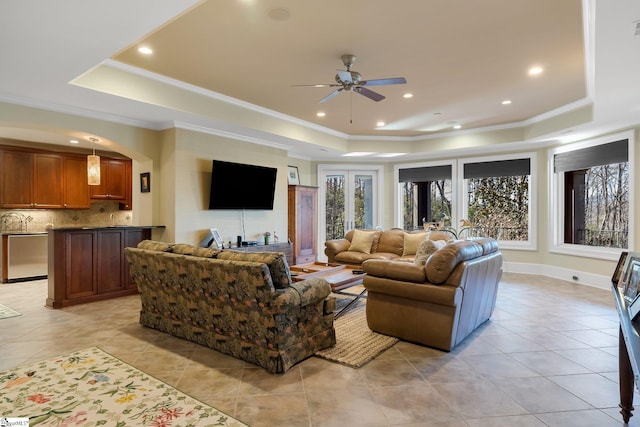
[324,228,452,266]
[362,238,502,351]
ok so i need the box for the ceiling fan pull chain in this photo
[350,91,353,124]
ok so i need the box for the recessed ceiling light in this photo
[69,139,79,144]
[453,125,462,129]
[317,112,326,117]
[403,93,413,99]
[138,46,153,55]
[376,121,385,127]
[501,100,512,105]
[342,152,376,157]
[528,66,543,76]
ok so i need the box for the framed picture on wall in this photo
[287,165,300,185]
[140,172,151,193]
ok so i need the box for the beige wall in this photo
[171,128,290,245]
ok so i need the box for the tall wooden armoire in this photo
[288,185,318,265]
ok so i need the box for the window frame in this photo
[459,152,537,251]
[394,159,457,229]
[549,130,635,260]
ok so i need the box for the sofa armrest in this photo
[272,278,331,309]
[362,259,427,283]
[324,239,351,262]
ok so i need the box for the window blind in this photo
[554,139,628,172]
[463,158,530,179]
[398,165,451,182]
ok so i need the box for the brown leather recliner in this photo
[362,238,502,351]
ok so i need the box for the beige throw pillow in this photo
[348,230,377,254]
[415,239,446,265]
[403,232,428,256]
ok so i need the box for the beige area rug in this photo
[0,347,247,426]
[0,303,21,319]
[316,301,399,368]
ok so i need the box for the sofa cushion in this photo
[426,240,483,284]
[414,239,447,265]
[348,229,378,254]
[217,251,291,289]
[377,228,405,256]
[137,240,173,252]
[403,232,428,256]
[171,243,220,258]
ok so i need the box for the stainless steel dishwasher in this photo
[0,212,48,283]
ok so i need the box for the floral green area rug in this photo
[0,347,247,426]
[0,303,21,319]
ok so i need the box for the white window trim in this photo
[548,130,635,260]
[393,159,457,228]
[458,152,537,251]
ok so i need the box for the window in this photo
[397,163,453,230]
[462,154,535,248]
[551,134,632,257]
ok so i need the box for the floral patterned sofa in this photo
[125,240,336,374]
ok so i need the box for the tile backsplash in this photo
[0,202,132,232]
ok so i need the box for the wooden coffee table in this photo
[290,262,366,317]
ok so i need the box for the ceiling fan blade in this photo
[336,70,353,83]
[362,77,407,86]
[292,83,340,87]
[319,89,342,103]
[355,87,385,102]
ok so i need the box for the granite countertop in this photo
[1,225,165,235]
[51,225,165,231]
[0,231,48,236]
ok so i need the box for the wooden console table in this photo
[612,283,640,423]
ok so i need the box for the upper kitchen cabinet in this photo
[90,158,129,201]
[63,156,91,209]
[0,144,132,210]
[0,149,64,209]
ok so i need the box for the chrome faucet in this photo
[110,213,115,225]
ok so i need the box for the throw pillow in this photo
[348,230,377,254]
[403,232,428,256]
[414,239,446,265]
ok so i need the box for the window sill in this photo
[550,243,625,261]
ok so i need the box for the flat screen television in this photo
[208,160,277,210]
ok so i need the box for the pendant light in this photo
[87,138,101,185]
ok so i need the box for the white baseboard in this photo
[503,261,611,291]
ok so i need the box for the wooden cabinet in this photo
[288,185,318,265]
[90,159,128,200]
[46,226,154,308]
[63,156,90,209]
[0,145,130,210]
[0,150,64,208]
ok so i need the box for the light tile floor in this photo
[1,273,638,426]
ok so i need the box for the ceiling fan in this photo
[295,54,407,103]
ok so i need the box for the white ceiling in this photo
[1,1,640,160]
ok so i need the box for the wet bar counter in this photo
[46,226,163,308]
